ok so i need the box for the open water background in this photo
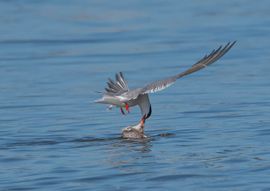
[0,0,270,190]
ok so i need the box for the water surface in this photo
[1,0,270,190]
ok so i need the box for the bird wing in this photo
[141,41,236,94]
[104,72,129,95]
[137,94,152,118]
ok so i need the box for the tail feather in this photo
[94,98,105,103]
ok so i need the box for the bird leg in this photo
[120,107,126,115]
[120,103,130,115]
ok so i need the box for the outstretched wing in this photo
[141,41,236,94]
[104,72,129,95]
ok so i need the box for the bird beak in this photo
[140,115,146,127]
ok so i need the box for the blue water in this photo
[1,0,270,190]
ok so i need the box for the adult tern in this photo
[95,41,236,138]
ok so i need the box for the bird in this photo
[95,41,236,138]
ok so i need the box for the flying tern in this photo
[95,41,236,138]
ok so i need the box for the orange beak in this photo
[140,115,146,127]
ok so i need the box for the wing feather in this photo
[104,72,129,95]
[141,41,236,94]
[138,94,152,118]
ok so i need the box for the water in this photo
[1,0,270,190]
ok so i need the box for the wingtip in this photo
[226,40,237,51]
[231,40,237,45]
[228,40,237,47]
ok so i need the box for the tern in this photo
[95,41,236,138]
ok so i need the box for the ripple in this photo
[147,174,218,181]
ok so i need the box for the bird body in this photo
[95,41,236,138]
